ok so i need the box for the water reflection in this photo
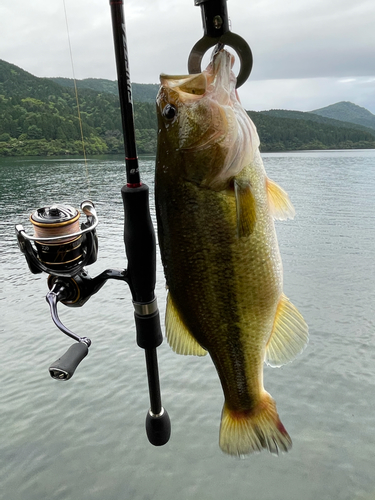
[1,151,375,500]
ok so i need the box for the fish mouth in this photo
[160,49,235,104]
[159,72,225,152]
[159,51,235,152]
[160,72,208,101]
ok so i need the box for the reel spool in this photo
[16,200,99,277]
[30,204,83,273]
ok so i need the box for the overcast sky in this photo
[2,0,375,112]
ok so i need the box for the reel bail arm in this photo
[188,0,253,88]
[15,200,99,277]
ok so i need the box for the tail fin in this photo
[219,392,292,456]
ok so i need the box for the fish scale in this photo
[155,49,308,455]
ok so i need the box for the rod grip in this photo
[121,184,156,302]
[49,343,89,380]
[146,408,171,446]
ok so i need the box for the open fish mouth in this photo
[159,72,207,101]
[160,49,235,103]
[159,51,236,152]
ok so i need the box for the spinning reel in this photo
[16,192,169,446]
[16,201,107,380]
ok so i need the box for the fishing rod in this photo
[14,0,251,451]
[15,0,171,448]
[109,0,171,446]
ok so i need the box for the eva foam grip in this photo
[145,408,171,446]
[49,342,88,380]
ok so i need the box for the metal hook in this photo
[188,0,253,88]
[188,32,253,88]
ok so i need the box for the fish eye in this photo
[163,104,177,121]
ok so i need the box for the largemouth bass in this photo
[155,49,308,456]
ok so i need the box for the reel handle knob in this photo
[145,407,171,446]
[49,342,89,380]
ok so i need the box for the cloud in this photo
[239,76,375,113]
[246,0,375,80]
[1,0,375,112]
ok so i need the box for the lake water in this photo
[1,150,375,500]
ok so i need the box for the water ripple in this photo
[1,151,375,500]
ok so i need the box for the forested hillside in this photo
[312,101,375,131]
[1,59,374,157]
[249,111,375,151]
[260,108,375,134]
[0,60,156,156]
[49,77,159,103]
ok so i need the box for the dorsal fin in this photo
[265,293,308,367]
[165,293,207,356]
[234,179,257,238]
[266,178,295,220]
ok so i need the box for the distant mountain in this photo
[311,101,375,131]
[249,111,375,152]
[49,77,159,103]
[0,60,69,100]
[260,108,375,136]
[1,60,374,157]
[0,59,157,157]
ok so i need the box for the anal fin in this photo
[165,293,207,356]
[265,293,308,367]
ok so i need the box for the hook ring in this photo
[187,32,253,88]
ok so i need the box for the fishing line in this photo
[31,215,80,241]
[62,0,91,196]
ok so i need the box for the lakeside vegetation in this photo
[248,111,375,151]
[1,60,374,157]
[0,60,157,156]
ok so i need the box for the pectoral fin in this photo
[265,293,308,367]
[165,293,207,356]
[266,178,295,220]
[234,179,257,238]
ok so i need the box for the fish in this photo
[155,49,308,456]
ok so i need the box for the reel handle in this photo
[49,342,89,380]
